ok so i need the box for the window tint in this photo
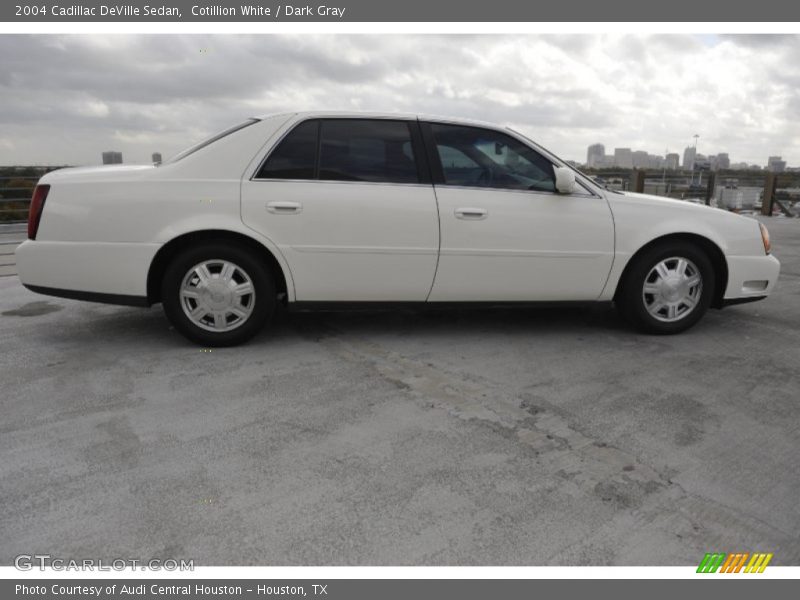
[257,119,319,180]
[430,124,555,192]
[319,120,419,184]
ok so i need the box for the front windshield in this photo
[167,118,260,164]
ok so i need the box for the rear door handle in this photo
[454,207,488,220]
[266,201,303,214]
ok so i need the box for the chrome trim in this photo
[290,245,437,255]
[432,183,596,198]
[439,248,605,258]
[251,178,433,189]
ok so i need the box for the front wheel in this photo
[616,242,715,334]
[161,243,275,346]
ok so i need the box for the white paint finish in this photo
[17,112,781,308]
[723,254,781,299]
[598,191,771,301]
[428,187,615,301]
[165,114,292,180]
[241,180,440,301]
[36,178,241,243]
[15,240,159,296]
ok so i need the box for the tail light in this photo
[27,184,50,240]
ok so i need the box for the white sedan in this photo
[17,112,780,346]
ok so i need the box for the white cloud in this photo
[0,34,797,166]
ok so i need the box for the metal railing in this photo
[2,166,799,222]
[0,168,68,223]
[583,168,800,217]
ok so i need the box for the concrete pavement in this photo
[1,216,798,565]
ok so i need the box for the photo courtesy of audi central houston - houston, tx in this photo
[16,112,780,346]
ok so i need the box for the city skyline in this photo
[585,141,791,171]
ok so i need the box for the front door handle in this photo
[454,207,488,220]
[266,201,303,214]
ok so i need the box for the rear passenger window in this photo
[319,120,420,184]
[257,119,319,180]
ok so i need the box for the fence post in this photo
[704,172,716,206]
[761,172,777,216]
[633,169,645,194]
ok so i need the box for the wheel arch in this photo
[613,233,728,309]
[147,229,289,305]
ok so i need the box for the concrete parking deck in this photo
[1,217,798,566]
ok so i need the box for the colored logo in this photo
[697,552,773,573]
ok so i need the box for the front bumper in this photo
[724,253,780,301]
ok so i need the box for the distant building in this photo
[632,150,649,169]
[586,143,605,168]
[683,146,696,170]
[102,151,123,165]
[614,148,633,169]
[585,143,741,172]
[152,152,162,164]
[665,153,680,170]
[767,156,786,173]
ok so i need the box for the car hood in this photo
[617,190,718,213]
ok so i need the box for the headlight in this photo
[759,222,771,254]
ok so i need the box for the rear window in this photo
[257,119,319,180]
[319,119,419,184]
[256,118,420,184]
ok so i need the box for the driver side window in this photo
[430,123,556,193]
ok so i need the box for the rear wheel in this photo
[617,241,714,334]
[161,243,275,346]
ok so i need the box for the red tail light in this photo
[28,184,50,240]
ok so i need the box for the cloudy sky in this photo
[1,34,798,166]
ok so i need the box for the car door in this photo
[241,117,439,301]
[423,122,615,302]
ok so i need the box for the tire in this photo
[616,241,715,334]
[161,242,275,346]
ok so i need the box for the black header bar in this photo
[3,0,800,22]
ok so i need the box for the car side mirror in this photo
[554,167,577,194]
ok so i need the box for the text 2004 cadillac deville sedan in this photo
[17,112,780,346]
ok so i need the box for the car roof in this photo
[253,110,507,130]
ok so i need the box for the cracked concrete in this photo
[1,216,799,565]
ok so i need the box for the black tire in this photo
[161,242,275,346]
[616,241,715,334]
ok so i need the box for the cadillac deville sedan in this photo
[17,112,780,346]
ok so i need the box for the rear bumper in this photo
[15,239,159,299]
[724,253,780,301]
